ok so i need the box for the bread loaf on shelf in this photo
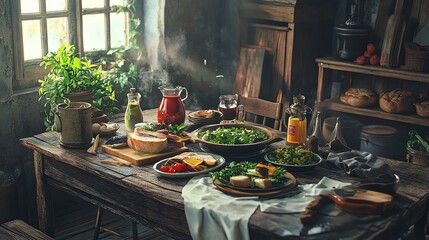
[416,101,429,117]
[340,88,378,108]
[379,89,415,114]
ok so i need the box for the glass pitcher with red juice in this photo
[157,85,188,125]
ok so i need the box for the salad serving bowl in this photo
[187,123,282,154]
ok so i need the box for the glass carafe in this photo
[218,94,244,122]
[283,94,312,146]
[157,85,188,125]
[124,88,144,131]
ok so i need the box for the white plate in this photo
[153,152,226,178]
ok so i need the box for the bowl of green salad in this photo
[188,123,282,154]
[264,145,323,172]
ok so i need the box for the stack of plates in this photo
[188,110,223,126]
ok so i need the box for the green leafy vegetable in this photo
[139,122,186,136]
[198,127,268,144]
[267,146,320,166]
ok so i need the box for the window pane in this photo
[110,0,124,7]
[82,0,104,9]
[46,0,67,12]
[22,20,42,60]
[47,17,68,52]
[83,14,105,51]
[20,0,40,14]
[110,12,127,48]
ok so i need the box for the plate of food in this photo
[188,110,223,125]
[210,161,297,197]
[264,145,323,172]
[153,152,226,178]
[187,123,282,154]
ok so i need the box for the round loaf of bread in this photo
[340,88,378,108]
[379,89,415,114]
[127,129,168,154]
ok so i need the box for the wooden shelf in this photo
[322,99,429,127]
[316,57,429,84]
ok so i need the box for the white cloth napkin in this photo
[182,176,350,240]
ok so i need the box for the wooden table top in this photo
[20,109,429,239]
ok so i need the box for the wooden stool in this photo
[0,219,53,240]
[93,206,138,240]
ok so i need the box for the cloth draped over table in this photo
[182,176,350,240]
[326,150,390,178]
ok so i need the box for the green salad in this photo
[267,146,320,166]
[209,161,288,186]
[198,127,268,144]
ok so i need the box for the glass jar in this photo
[124,88,144,131]
[283,95,312,146]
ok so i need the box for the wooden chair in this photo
[238,95,283,130]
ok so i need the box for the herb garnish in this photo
[210,161,288,185]
[140,122,186,136]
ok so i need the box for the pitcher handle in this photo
[181,87,188,101]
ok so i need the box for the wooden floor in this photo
[54,204,172,240]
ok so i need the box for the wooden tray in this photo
[102,144,189,166]
[213,172,297,198]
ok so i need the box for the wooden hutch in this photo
[239,0,339,106]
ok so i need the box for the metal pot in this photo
[359,125,405,159]
[334,24,371,60]
[54,102,93,148]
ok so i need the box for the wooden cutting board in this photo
[102,145,189,166]
[328,189,393,214]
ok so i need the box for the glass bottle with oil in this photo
[284,95,311,146]
[124,88,144,131]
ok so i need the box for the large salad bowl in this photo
[187,123,282,154]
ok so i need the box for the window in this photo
[12,0,129,90]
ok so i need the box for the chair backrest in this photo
[238,95,283,130]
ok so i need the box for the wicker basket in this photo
[407,146,429,166]
[405,42,429,72]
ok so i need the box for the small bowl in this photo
[93,122,119,136]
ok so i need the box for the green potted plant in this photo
[38,44,118,130]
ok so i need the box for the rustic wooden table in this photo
[20,109,429,239]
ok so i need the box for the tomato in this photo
[160,165,170,173]
[178,163,187,172]
[168,168,176,174]
[172,163,185,172]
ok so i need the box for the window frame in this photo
[11,0,129,90]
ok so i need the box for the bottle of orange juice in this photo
[284,95,311,146]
